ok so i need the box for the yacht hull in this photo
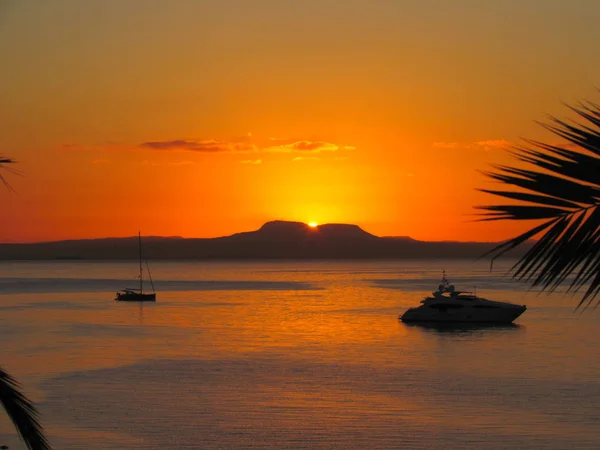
[114,231,157,302]
[400,305,526,324]
[115,293,156,302]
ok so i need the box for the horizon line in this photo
[0,219,510,245]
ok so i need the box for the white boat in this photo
[399,272,526,324]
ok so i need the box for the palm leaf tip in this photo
[479,98,600,310]
[0,368,52,450]
[0,156,20,192]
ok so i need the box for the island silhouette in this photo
[0,220,530,260]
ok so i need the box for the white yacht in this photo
[400,272,526,324]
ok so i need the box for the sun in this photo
[308,221,318,228]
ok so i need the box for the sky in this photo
[0,0,599,243]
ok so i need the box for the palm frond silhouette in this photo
[478,100,600,309]
[0,157,20,192]
[1,157,51,449]
[0,369,52,450]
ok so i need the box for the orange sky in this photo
[1,0,599,243]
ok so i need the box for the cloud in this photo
[433,139,512,151]
[139,160,195,167]
[433,142,461,149]
[65,135,356,165]
[264,140,355,153]
[293,156,320,161]
[142,137,356,156]
[475,139,511,150]
[139,139,257,153]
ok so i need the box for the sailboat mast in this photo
[138,231,143,294]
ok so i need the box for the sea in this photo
[0,259,599,449]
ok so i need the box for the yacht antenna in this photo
[441,270,449,286]
[138,231,143,294]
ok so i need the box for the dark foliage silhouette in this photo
[1,157,52,449]
[0,157,19,192]
[0,369,52,450]
[478,99,600,309]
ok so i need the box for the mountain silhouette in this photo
[0,220,528,260]
[225,221,377,243]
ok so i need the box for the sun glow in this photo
[308,222,318,228]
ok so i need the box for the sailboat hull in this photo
[115,292,156,302]
[115,231,157,302]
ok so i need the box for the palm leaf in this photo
[0,161,50,449]
[479,100,600,310]
[0,156,21,192]
[0,367,52,450]
[477,189,581,209]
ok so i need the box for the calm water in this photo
[1,260,599,449]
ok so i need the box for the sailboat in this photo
[115,232,156,301]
